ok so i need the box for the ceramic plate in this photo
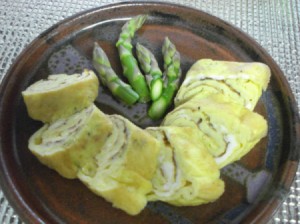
[0,2,299,223]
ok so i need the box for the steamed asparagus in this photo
[148,37,182,120]
[136,43,163,101]
[116,15,150,102]
[93,42,139,105]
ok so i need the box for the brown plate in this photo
[0,1,299,223]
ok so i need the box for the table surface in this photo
[0,0,299,223]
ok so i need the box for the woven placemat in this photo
[0,0,299,223]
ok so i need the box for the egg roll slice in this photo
[174,59,271,110]
[78,115,160,216]
[22,69,99,123]
[28,105,113,179]
[163,94,268,168]
[146,126,224,206]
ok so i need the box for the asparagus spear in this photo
[116,15,150,103]
[93,42,139,105]
[148,37,182,120]
[136,43,163,101]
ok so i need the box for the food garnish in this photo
[148,37,182,120]
[136,43,163,101]
[93,42,139,105]
[116,14,150,103]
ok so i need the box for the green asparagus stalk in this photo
[136,43,163,101]
[148,37,182,120]
[93,42,139,105]
[116,15,150,103]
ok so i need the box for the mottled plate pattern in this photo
[0,1,299,223]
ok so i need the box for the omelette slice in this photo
[146,126,224,206]
[78,115,160,216]
[163,94,268,168]
[28,105,113,179]
[22,69,99,123]
[174,59,271,110]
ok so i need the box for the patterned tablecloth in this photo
[0,0,299,223]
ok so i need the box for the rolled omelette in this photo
[28,105,113,179]
[22,69,99,123]
[163,94,268,168]
[78,115,160,216]
[146,126,224,206]
[174,59,271,110]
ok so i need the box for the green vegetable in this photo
[136,43,163,101]
[116,15,150,103]
[93,42,139,105]
[148,37,182,120]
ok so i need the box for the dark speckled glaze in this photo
[0,2,299,224]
